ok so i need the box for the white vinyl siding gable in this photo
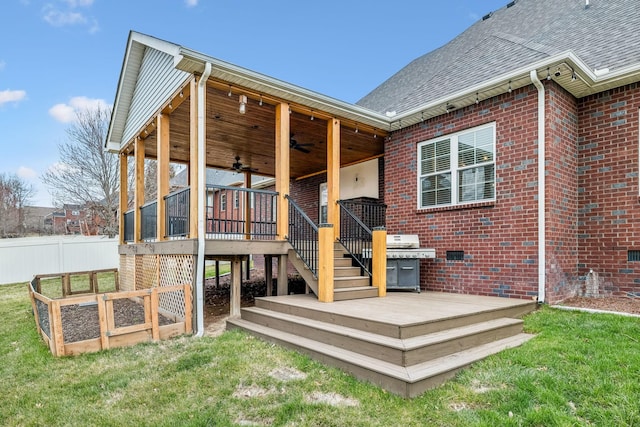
[418,123,496,208]
[122,48,190,146]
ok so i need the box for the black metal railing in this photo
[206,185,277,240]
[338,200,374,277]
[123,209,134,242]
[165,187,190,238]
[140,201,157,241]
[286,195,318,277]
[338,199,386,230]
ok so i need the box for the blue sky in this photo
[1,0,507,207]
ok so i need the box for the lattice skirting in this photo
[119,254,195,319]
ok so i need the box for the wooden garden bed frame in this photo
[29,269,192,357]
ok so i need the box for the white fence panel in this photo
[0,236,119,284]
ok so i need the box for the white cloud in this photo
[48,96,110,123]
[0,89,27,106]
[42,1,99,33]
[0,61,5,71]
[43,7,87,26]
[185,0,198,7]
[17,166,38,180]
[64,0,94,7]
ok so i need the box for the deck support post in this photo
[244,171,251,240]
[119,153,128,245]
[327,119,341,240]
[372,227,387,297]
[275,103,290,240]
[265,255,273,296]
[230,257,242,317]
[318,224,334,302]
[134,137,145,243]
[277,254,288,295]
[157,113,169,241]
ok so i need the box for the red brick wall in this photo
[545,82,580,303]
[385,85,542,299]
[577,83,640,298]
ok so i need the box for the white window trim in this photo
[417,122,496,209]
[220,193,227,211]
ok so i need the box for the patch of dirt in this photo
[232,383,276,398]
[203,270,306,337]
[558,296,640,315]
[61,299,175,343]
[305,392,359,407]
[269,367,308,382]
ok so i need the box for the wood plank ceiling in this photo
[139,80,386,180]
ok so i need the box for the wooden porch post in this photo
[119,153,128,245]
[275,103,290,240]
[327,118,340,239]
[244,171,251,240]
[157,113,170,241]
[265,255,273,296]
[189,77,200,238]
[134,137,145,243]
[230,257,242,317]
[318,224,334,302]
[372,227,387,297]
[277,254,288,296]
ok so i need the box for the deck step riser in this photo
[255,298,399,336]
[333,288,379,301]
[334,267,362,277]
[255,298,532,338]
[334,258,353,267]
[227,317,534,398]
[333,277,370,288]
[241,308,524,366]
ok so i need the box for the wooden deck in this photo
[227,292,537,397]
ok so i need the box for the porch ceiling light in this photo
[239,94,247,114]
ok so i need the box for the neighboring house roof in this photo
[170,168,272,189]
[359,0,640,117]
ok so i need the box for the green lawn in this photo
[1,281,639,426]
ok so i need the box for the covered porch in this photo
[108,33,391,334]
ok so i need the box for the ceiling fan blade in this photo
[295,145,311,154]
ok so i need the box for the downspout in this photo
[195,62,212,337]
[530,70,546,303]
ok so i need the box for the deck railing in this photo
[124,185,279,242]
[140,201,157,241]
[165,187,190,238]
[206,185,278,240]
[338,200,374,277]
[123,210,134,242]
[286,195,318,277]
[338,199,386,230]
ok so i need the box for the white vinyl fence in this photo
[0,235,119,285]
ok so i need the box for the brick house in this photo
[352,0,640,303]
[106,0,639,338]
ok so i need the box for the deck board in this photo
[256,292,536,327]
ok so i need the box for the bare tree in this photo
[42,106,119,237]
[0,173,35,237]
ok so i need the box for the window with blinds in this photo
[418,123,496,208]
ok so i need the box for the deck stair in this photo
[227,293,536,397]
[288,242,378,301]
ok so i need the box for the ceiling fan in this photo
[290,134,313,153]
[231,156,258,173]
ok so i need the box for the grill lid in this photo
[386,234,419,249]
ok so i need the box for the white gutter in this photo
[194,62,212,337]
[530,69,546,304]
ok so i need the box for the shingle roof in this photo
[358,0,640,115]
